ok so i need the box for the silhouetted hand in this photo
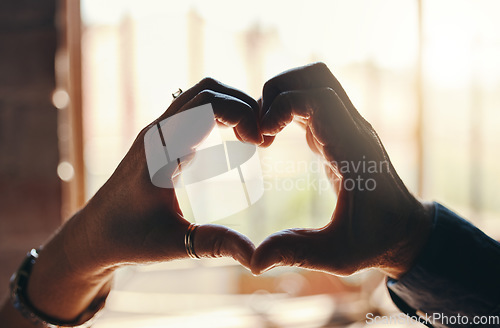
[80,77,263,268]
[24,78,263,322]
[251,63,433,278]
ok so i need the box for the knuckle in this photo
[262,78,272,91]
[199,77,219,89]
[311,61,329,73]
[271,229,309,267]
[211,227,230,258]
[211,238,223,258]
[262,79,275,96]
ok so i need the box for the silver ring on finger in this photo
[185,223,200,259]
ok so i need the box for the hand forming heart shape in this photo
[18,62,437,324]
[76,62,433,286]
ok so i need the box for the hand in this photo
[25,78,263,322]
[81,77,263,268]
[251,63,433,278]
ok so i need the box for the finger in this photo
[251,228,328,275]
[262,88,363,163]
[169,77,260,120]
[255,97,276,147]
[261,63,335,116]
[261,62,386,163]
[161,78,263,144]
[145,90,262,186]
[144,90,263,190]
[259,135,276,148]
[218,121,245,143]
[261,62,373,132]
[257,96,263,117]
[262,87,350,136]
[194,224,255,270]
[178,90,263,144]
[233,128,244,142]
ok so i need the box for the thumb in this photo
[251,228,328,275]
[193,224,255,270]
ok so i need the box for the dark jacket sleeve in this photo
[386,202,500,328]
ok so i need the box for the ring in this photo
[172,88,183,100]
[185,223,200,259]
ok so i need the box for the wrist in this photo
[26,211,115,322]
[380,201,434,279]
[62,207,119,274]
[10,249,111,327]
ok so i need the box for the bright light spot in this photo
[424,37,472,89]
[52,89,70,109]
[57,161,75,181]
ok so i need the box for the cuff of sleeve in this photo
[387,202,500,327]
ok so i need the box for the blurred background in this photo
[1,0,500,327]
